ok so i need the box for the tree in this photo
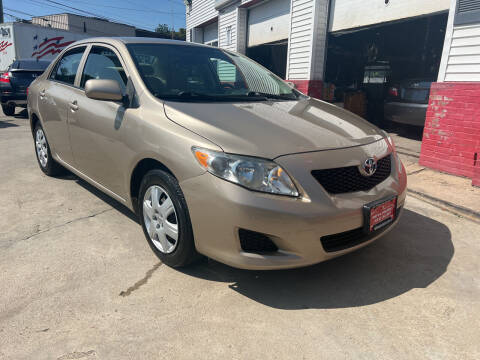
[155,24,186,41]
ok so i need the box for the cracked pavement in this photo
[1,115,479,359]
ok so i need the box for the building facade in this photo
[186,0,450,97]
[419,0,480,184]
[32,13,136,37]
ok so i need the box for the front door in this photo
[38,46,86,165]
[68,45,130,199]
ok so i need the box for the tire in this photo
[138,169,201,268]
[2,104,15,116]
[33,122,64,176]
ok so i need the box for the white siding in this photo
[247,0,291,47]
[310,0,329,80]
[286,0,315,80]
[237,8,248,54]
[445,23,480,81]
[329,0,450,32]
[218,4,238,51]
[438,0,480,82]
[186,0,218,42]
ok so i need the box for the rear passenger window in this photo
[80,46,127,89]
[50,47,86,85]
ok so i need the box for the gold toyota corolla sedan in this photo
[27,38,407,270]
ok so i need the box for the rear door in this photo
[38,46,87,165]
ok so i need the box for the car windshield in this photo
[127,43,299,102]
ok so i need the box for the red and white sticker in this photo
[369,198,397,232]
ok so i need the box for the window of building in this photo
[226,26,232,46]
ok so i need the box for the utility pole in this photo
[0,0,4,24]
[170,0,174,39]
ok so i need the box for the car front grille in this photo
[320,206,401,252]
[311,155,392,194]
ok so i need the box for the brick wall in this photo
[288,80,323,99]
[419,82,480,182]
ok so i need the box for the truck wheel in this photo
[2,104,15,116]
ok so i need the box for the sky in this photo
[3,0,187,31]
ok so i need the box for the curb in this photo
[407,189,480,223]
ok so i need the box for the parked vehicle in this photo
[0,59,50,116]
[0,22,89,72]
[28,38,407,270]
[384,79,433,127]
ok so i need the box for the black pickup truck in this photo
[0,60,50,116]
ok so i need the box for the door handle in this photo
[39,89,46,99]
[69,100,79,111]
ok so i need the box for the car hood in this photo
[163,97,384,159]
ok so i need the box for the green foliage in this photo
[155,24,186,41]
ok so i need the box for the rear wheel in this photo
[138,169,200,267]
[34,122,64,176]
[2,104,15,116]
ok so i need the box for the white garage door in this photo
[330,0,450,32]
[203,22,218,44]
[247,0,291,47]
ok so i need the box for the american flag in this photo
[0,41,13,52]
[31,36,75,60]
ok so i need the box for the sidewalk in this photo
[390,131,480,223]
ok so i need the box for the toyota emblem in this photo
[360,158,377,177]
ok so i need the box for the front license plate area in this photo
[363,196,397,234]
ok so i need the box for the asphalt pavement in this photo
[1,112,479,360]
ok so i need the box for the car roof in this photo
[73,37,212,48]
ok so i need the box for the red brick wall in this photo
[419,82,480,180]
[288,80,323,99]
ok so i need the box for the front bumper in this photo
[181,140,407,270]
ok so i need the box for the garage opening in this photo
[245,0,290,79]
[246,40,288,79]
[324,13,448,127]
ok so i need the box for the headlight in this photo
[192,147,299,197]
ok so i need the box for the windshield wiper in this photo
[159,91,271,102]
[246,91,297,100]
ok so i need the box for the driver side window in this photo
[80,46,127,89]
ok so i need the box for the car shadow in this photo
[0,120,19,128]
[63,171,454,310]
[57,172,138,223]
[181,209,453,309]
[13,109,29,119]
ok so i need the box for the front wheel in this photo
[2,104,15,116]
[139,169,201,267]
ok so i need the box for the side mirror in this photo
[85,79,124,102]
